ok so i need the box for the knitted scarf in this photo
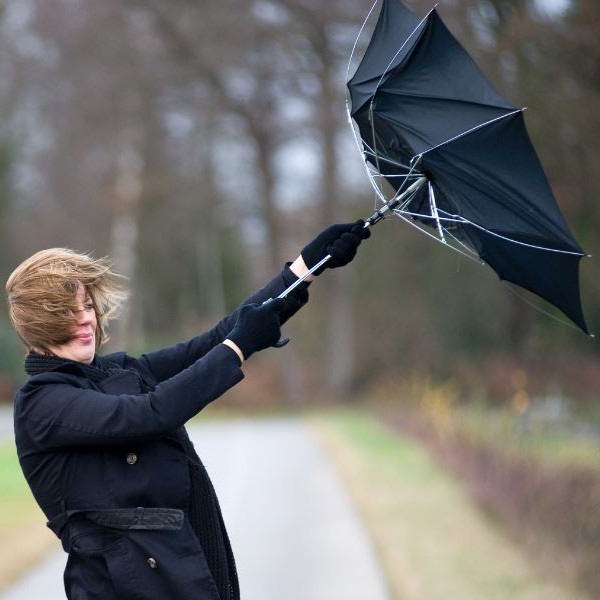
[24,353,239,600]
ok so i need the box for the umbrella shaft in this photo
[365,176,428,226]
[276,254,332,299]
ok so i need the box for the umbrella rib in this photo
[443,228,481,258]
[363,148,422,173]
[345,0,387,209]
[345,0,380,85]
[397,209,465,225]
[361,137,425,207]
[345,111,390,205]
[373,172,418,179]
[396,204,591,333]
[394,205,584,255]
[345,3,430,212]
[391,210,484,264]
[372,7,434,98]
[428,181,446,242]
[503,283,586,333]
[435,210,586,256]
[417,108,523,157]
[366,8,432,187]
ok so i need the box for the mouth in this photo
[74,332,94,344]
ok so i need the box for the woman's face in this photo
[49,283,97,364]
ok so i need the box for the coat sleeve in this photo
[17,345,244,449]
[127,263,310,383]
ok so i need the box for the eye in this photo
[84,302,94,311]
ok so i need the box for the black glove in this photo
[301,220,371,275]
[227,298,286,360]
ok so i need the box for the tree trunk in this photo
[107,97,145,351]
[317,31,355,394]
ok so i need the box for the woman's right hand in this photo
[225,299,287,361]
[300,220,371,275]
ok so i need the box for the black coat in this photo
[13,266,308,600]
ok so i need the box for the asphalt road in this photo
[1,418,390,600]
[0,405,13,444]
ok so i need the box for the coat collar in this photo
[24,353,124,385]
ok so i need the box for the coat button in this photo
[126,452,138,465]
[147,557,158,569]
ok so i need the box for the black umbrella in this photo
[344,0,589,333]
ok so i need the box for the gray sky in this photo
[534,0,570,17]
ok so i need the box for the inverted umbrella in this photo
[343,0,589,333]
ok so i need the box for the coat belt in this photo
[84,507,184,530]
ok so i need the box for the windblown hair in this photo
[5,248,128,353]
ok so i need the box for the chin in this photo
[79,346,96,363]
[80,353,95,364]
[59,346,95,364]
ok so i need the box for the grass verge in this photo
[0,443,59,590]
[385,407,600,597]
[312,410,587,600]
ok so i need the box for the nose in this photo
[76,307,93,325]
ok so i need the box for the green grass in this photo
[0,443,28,497]
[0,442,58,590]
[0,443,39,528]
[313,410,587,600]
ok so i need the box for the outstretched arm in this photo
[122,220,370,382]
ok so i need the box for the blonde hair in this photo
[5,248,128,353]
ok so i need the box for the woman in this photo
[5,221,369,600]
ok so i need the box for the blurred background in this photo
[0,0,599,598]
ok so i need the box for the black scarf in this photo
[25,353,239,600]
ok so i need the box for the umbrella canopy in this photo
[347,0,589,333]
